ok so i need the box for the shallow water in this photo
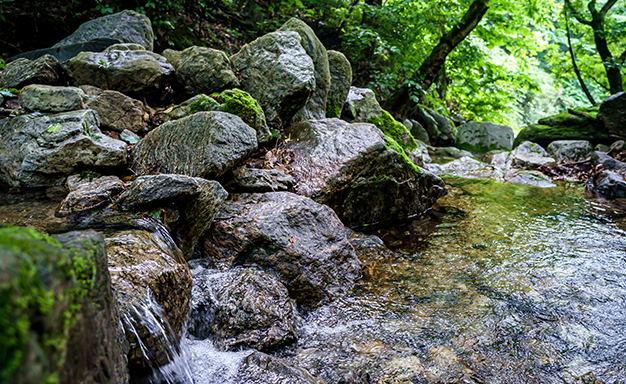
[278,178,626,384]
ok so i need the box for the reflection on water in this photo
[281,177,626,384]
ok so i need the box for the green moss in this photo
[514,121,609,148]
[368,110,417,151]
[212,88,267,130]
[326,100,342,119]
[0,226,96,384]
[188,94,220,114]
[383,135,420,174]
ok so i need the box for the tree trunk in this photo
[385,0,490,116]
[565,8,596,105]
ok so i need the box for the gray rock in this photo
[0,109,127,187]
[341,86,383,123]
[456,121,514,154]
[82,86,147,133]
[427,156,504,180]
[54,10,154,51]
[480,150,511,172]
[56,175,124,216]
[172,46,240,96]
[0,55,67,89]
[415,139,432,164]
[8,37,122,63]
[609,140,626,154]
[511,140,548,157]
[598,92,626,140]
[592,151,626,172]
[230,167,294,192]
[410,106,439,144]
[237,352,321,384]
[510,152,556,170]
[504,169,555,188]
[19,84,86,112]
[66,171,102,191]
[594,170,626,198]
[195,269,299,351]
[429,146,474,160]
[162,94,222,123]
[283,118,447,226]
[279,18,330,121]
[105,42,145,51]
[231,31,315,127]
[429,109,456,146]
[161,48,181,65]
[131,111,258,179]
[326,50,352,118]
[202,192,361,308]
[406,118,430,145]
[105,228,192,371]
[66,49,174,98]
[115,174,228,260]
[595,143,610,152]
[546,140,593,163]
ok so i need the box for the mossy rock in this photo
[163,94,222,123]
[368,110,417,151]
[212,88,272,143]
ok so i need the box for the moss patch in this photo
[368,110,417,151]
[188,94,221,114]
[326,100,342,119]
[383,135,421,174]
[212,88,267,131]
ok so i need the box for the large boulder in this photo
[326,50,352,118]
[546,140,593,163]
[0,55,67,89]
[231,31,315,127]
[19,84,86,113]
[104,229,192,372]
[514,107,608,148]
[279,18,330,121]
[189,268,298,351]
[131,111,258,179]
[283,118,447,226]
[0,109,127,187]
[169,46,239,96]
[82,86,148,133]
[65,48,174,98]
[202,192,361,308]
[8,38,122,63]
[598,92,626,140]
[53,10,154,51]
[409,106,439,145]
[456,121,514,154]
[0,227,128,384]
[341,86,383,123]
[115,174,228,260]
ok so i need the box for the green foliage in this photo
[0,58,5,70]
[46,123,62,133]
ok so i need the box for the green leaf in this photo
[46,123,62,133]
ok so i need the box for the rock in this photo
[161,48,181,65]
[7,37,122,63]
[82,87,147,133]
[53,10,154,51]
[106,43,145,51]
[236,352,321,384]
[415,140,432,164]
[510,152,556,170]
[104,229,192,371]
[591,151,626,173]
[171,46,239,96]
[131,111,258,179]
[56,175,124,216]
[0,109,127,187]
[65,49,174,98]
[405,119,430,145]
[480,150,511,172]
[229,167,294,192]
[341,86,383,123]
[410,106,439,144]
[162,94,222,123]
[429,109,456,146]
[512,140,549,156]
[0,227,128,384]
[231,31,315,127]
[0,55,67,89]
[115,174,228,260]
[202,192,361,308]
[456,121,514,154]
[609,140,626,155]
[66,171,102,191]
[279,18,330,121]
[598,92,626,140]
[594,170,626,198]
[200,269,298,351]
[514,107,608,148]
[595,143,610,152]
[212,88,272,143]
[504,169,555,188]
[367,110,417,151]
[326,50,352,118]
[283,119,446,226]
[426,156,504,180]
[19,84,86,112]
[120,129,141,144]
[428,146,474,160]
[546,140,593,163]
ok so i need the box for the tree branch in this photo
[600,0,619,16]
[565,7,596,105]
[564,0,592,25]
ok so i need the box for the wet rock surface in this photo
[504,169,555,188]
[202,192,361,308]
[229,167,294,192]
[236,352,321,384]
[594,170,626,198]
[0,109,127,187]
[426,156,505,180]
[19,84,86,112]
[56,175,124,216]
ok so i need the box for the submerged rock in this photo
[341,87,383,123]
[231,31,315,127]
[202,192,361,308]
[326,50,352,118]
[56,175,124,216]
[0,109,127,187]
[0,55,67,89]
[19,84,86,112]
[131,111,257,179]
[546,140,593,163]
[170,46,239,96]
[236,352,321,384]
[284,118,446,226]
[53,10,154,51]
[504,169,555,188]
[456,122,514,154]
